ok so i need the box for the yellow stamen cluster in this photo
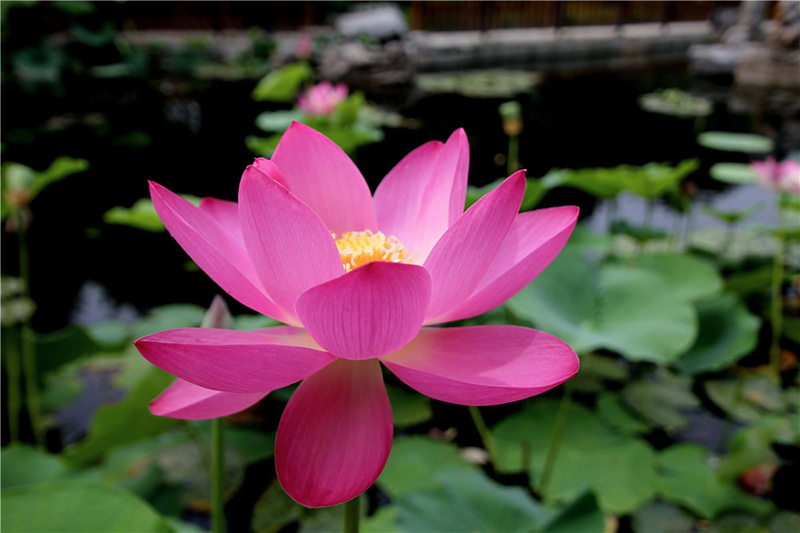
[333,230,411,272]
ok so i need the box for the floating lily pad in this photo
[674,294,761,376]
[1,480,173,533]
[492,399,658,514]
[697,132,774,154]
[255,110,304,133]
[709,163,757,184]
[638,88,712,118]
[415,70,541,98]
[656,444,774,519]
[508,250,697,363]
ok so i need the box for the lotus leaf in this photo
[656,444,774,519]
[674,294,761,375]
[508,250,697,363]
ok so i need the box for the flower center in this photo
[333,230,411,272]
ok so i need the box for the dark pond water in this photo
[1,57,788,332]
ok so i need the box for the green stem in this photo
[694,115,706,135]
[683,203,696,249]
[606,199,617,234]
[468,405,501,471]
[211,418,226,533]
[671,211,683,252]
[722,221,736,257]
[343,495,360,533]
[770,198,786,377]
[5,330,22,443]
[16,212,44,449]
[643,200,654,230]
[507,135,519,176]
[538,380,574,495]
[721,372,746,445]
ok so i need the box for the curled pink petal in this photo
[437,206,579,323]
[381,326,579,406]
[134,327,335,393]
[238,166,344,319]
[252,157,290,189]
[276,358,392,507]
[295,262,431,360]
[272,122,376,234]
[150,378,267,420]
[423,171,526,323]
[199,197,243,245]
[149,182,294,324]
[374,129,469,261]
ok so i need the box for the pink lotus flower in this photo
[751,157,800,194]
[297,81,348,116]
[134,123,580,508]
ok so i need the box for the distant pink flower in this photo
[135,123,579,508]
[751,157,800,194]
[297,81,348,116]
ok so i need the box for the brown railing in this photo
[408,1,740,32]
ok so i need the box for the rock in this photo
[334,4,408,40]
[689,43,744,74]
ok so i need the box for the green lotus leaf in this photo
[1,480,173,533]
[656,444,774,519]
[508,250,697,363]
[674,294,761,375]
